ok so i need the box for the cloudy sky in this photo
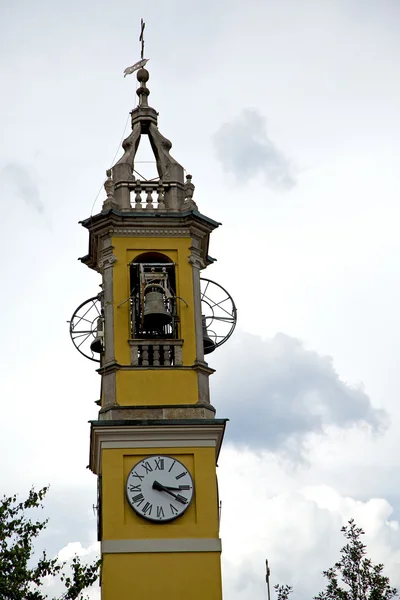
[1,0,400,598]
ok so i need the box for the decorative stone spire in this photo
[106,66,194,213]
[136,67,150,108]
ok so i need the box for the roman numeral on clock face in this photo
[142,461,153,474]
[142,502,152,516]
[175,471,187,480]
[154,458,164,470]
[170,504,179,515]
[128,484,141,493]
[131,471,144,482]
[156,506,165,518]
[132,493,144,506]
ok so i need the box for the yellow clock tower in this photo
[70,58,236,599]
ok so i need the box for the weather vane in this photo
[123,18,149,78]
[140,18,145,59]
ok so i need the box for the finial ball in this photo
[137,68,149,83]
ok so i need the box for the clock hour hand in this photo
[152,480,188,504]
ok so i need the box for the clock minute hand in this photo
[152,480,188,504]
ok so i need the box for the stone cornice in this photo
[109,227,192,238]
[99,403,217,414]
[97,362,215,375]
[79,211,219,271]
[80,209,220,235]
[89,419,227,475]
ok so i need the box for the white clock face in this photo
[126,455,194,522]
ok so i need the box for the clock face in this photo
[126,455,194,522]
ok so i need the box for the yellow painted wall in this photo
[102,552,223,600]
[102,447,220,540]
[98,235,222,598]
[111,237,197,366]
[115,369,199,405]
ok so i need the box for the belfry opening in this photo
[130,252,177,340]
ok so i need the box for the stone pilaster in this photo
[98,237,117,367]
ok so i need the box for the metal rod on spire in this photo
[266,559,271,600]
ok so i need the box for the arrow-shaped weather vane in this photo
[123,18,149,77]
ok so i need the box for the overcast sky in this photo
[1,0,400,598]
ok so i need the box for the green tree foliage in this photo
[275,584,293,600]
[0,486,100,600]
[274,519,397,600]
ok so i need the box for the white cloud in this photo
[219,447,400,600]
[213,109,296,190]
[57,541,99,562]
[41,541,100,599]
[212,331,386,456]
[0,162,44,214]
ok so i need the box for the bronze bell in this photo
[202,317,216,355]
[143,285,172,328]
[90,335,103,354]
[90,318,104,353]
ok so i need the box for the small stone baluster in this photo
[157,181,165,210]
[134,182,142,210]
[142,345,149,366]
[153,345,160,366]
[174,345,183,366]
[163,345,171,366]
[130,343,139,366]
[145,188,154,210]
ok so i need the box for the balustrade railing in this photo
[125,175,196,212]
[129,339,183,367]
[103,168,196,212]
[130,180,166,210]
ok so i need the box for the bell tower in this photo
[70,56,236,600]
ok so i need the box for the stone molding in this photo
[192,360,216,376]
[97,362,214,375]
[109,228,191,237]
[98,403,217,422]
[89,421,226,475]
[101,538,222,554]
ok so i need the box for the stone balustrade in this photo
[129,339,183,367]
[127,176,197,212]
[130,180,167,210]
[103,171,197,212]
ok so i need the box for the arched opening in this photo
[130,252,178,339]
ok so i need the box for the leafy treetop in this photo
[0,486,100,600]
[274,519,397,600]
